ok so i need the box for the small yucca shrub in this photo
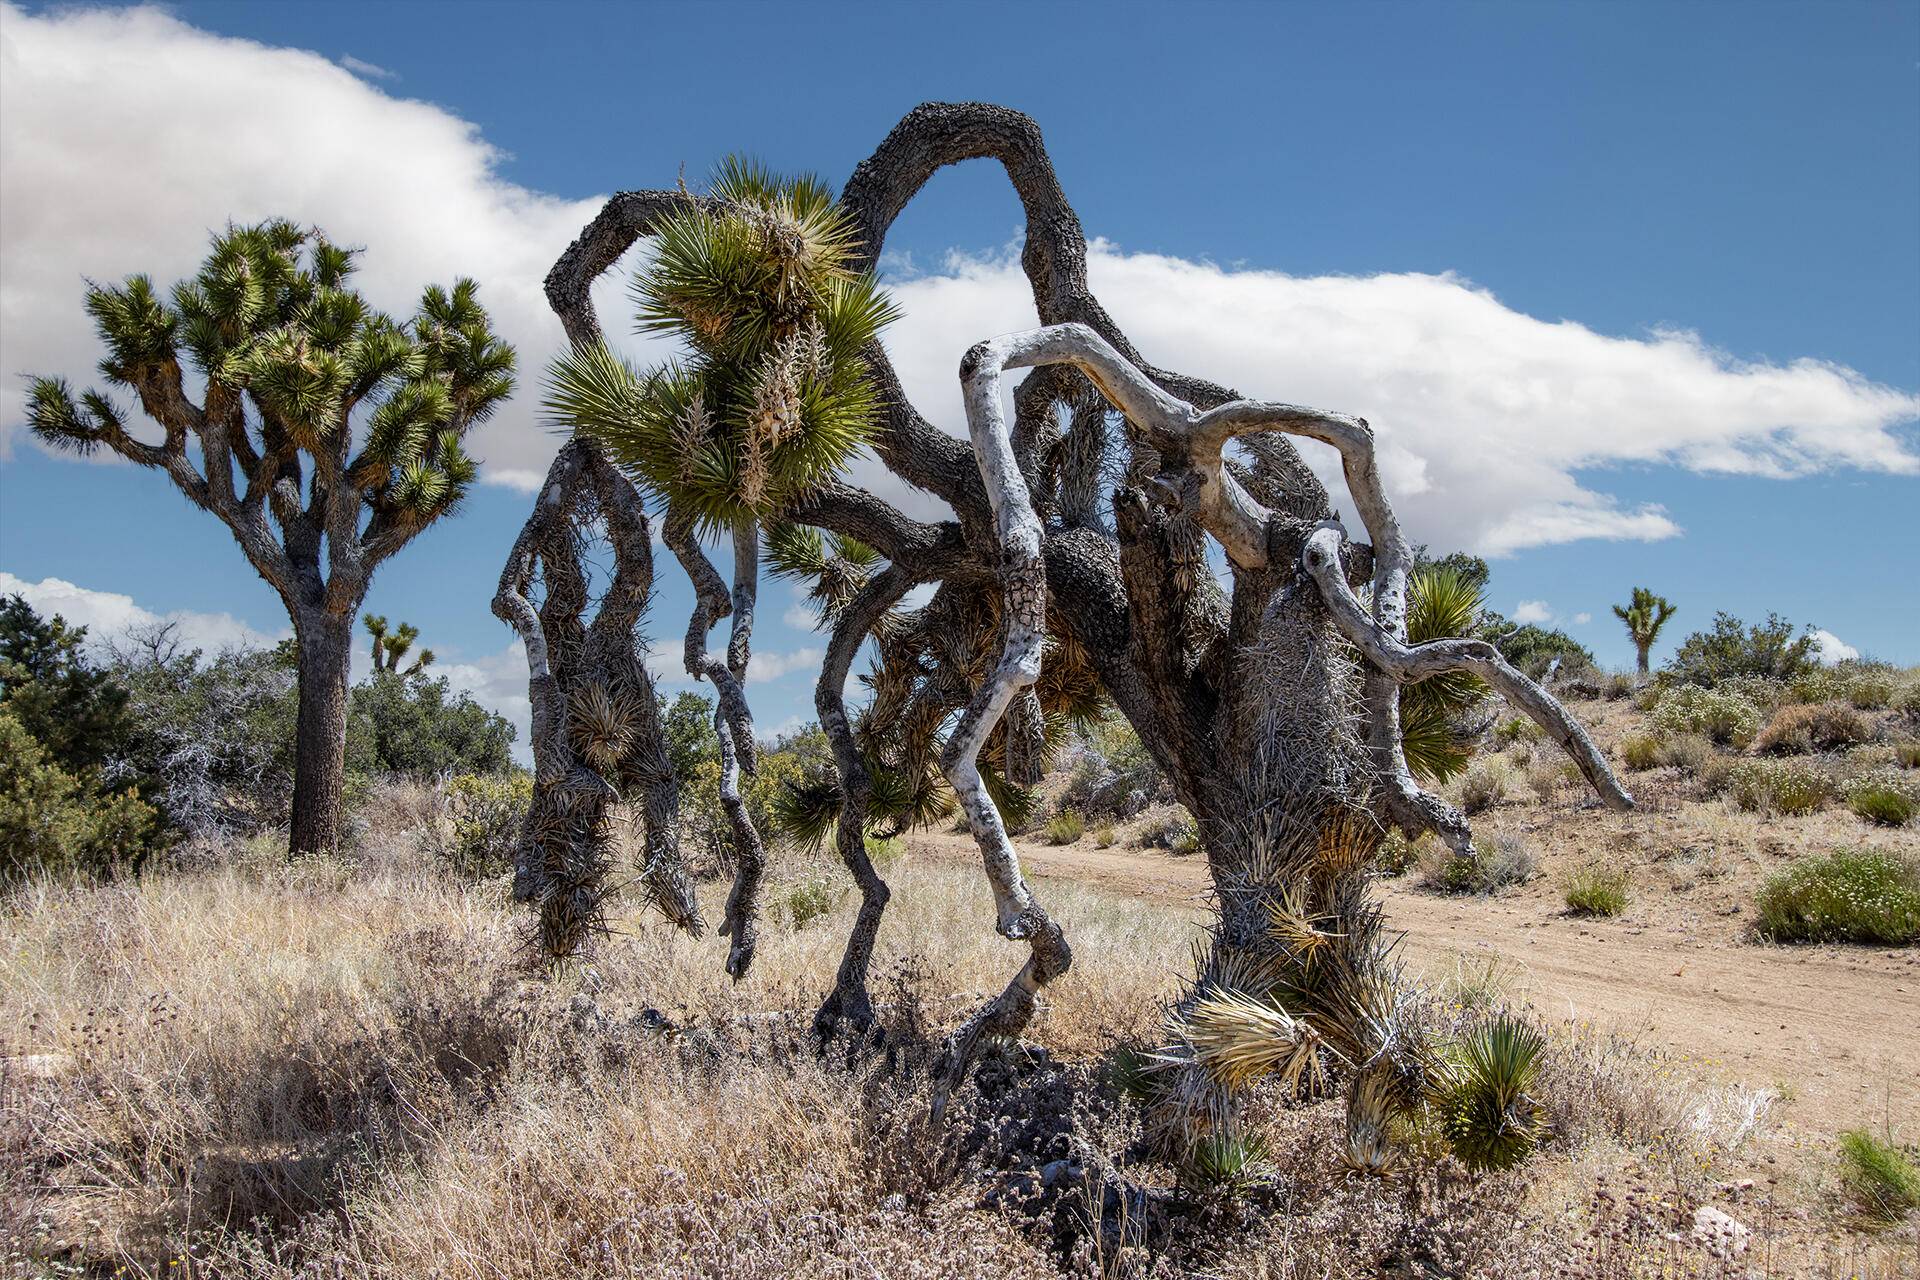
[1838,1129,1920,1225]
[1182,1130,1271,1191]
[1754,849,1920,944]
[1043,809,1085,845]
[1438,1012,1548,1171]
[1848,774,1917,828]
[1564,864,1630,917]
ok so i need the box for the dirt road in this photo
[911,831,1920,1136]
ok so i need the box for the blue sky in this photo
[2,1,1916,754]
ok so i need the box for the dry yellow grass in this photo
[4,796,1916,1278]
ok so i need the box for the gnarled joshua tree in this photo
[512,102,1632,1158]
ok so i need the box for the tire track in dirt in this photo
[910,831,1920,1135]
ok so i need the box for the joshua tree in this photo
[1612,587,1678,675]
[29,221,514,854]
[517,104,1631,1163]
[364,614,434,675]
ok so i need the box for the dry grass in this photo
[4,788,1916,1278]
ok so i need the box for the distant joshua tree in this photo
[1612,587,1678,675]
[364,614,434,676]
[29,221,514,855]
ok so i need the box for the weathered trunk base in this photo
[288,611,354,857]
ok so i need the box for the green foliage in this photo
[1438,1012,1548,1171]
[364,614,433,676]
[1093,823,1118,849]
[1563,864,1630,917]
[546,161,898,528]
[1457,756,1516,814]
[1667,612,1817,687]
[0,706,157,879]
[29,221,512,527]
[1648,684,1764,749]
[1400,564,1490,783]
[1422,831,1536,895]
[1374,829,1432,877]
[765,522,882,629]
[1727,759,1837,815]
[1611,587,1677,660]
[863,831,903,868]
[1482,617,1595,681]
[1043,809,1085,845]
[1103,1043,1158,1104]
[1061,705,1164,817]
[351,671,512,776]
[1848,773,1917,828]
[0,595,138,779]
[660,691,721,780]
[1182,1130,1271,1191]
[1754,849,1920,944]
[1618,734,1660,771]
[782,871,843,930]
[1838,1129,1920,1225]
[438,772,532,878]
[1491,717,1544,748]
[110,636,302,839]
[1896,740,1920,770]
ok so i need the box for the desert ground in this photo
[5,689,1918,1278]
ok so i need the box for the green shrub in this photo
[1439,1012,1548,1171]
[1422,831,1535,895]
[1492,717,1544,748]
[1043,809,1085,845]
[1457,756,1515,815]
[1619,734,1660,771]
[352,670,515,776]
[1092,823,1117,849]
[1847,670,1899,711]
[1649,684,1763,749]
[0,707,157,879]
[437,772,533,878]
[1728,759,1837,815]
[1754,849,1920,944]
[783,872,843,929]
[1655,732,1714,774]
[1667,611,1817,686]
[1753,700,1872,755]
[1895,740,1920,769]
[1838,1129,1920,1225]
[864,831,904,867]
[1848,774,1917,828]
[1564,864,1631,917]
[1375,829,1432,877]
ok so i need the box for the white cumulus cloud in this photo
[1572,612,1592,625]
[1512,600,1556,625]
[1810,628,1859,665]
[0,570,286,654]
[0,1,604,486]
[3,2,1915,565]
[877,245,1919,554]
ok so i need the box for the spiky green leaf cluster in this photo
[765,521,883,629]
[28,220,512,528]
[546,160,898,529]
[1437,1011,1548,1170]
[1401,564,1490,783]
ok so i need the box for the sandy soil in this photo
[907,820,1920,1138]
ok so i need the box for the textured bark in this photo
[493,440,698,956]
[534,103,1632,1160]
[288,610,354,856]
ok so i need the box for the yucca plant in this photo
[1401,565,1490,782]
[1612,586,1678,675]
[29,221,513,855]
[1437,1011,1548,1170]
[545,159,898,530]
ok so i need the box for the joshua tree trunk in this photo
[289,608,355,855]
[1636,643,1651,675]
